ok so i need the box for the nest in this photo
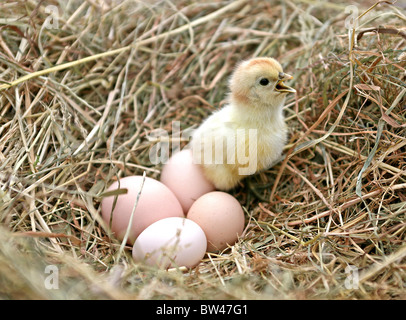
[0,0,405,299]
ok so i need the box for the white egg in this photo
[132,217,207,269]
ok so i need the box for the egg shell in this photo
[187,191,245,252]
[101,176,184,244]
[132,217,207,269]
[160,149,215,213]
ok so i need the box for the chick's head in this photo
[229,57,295,107]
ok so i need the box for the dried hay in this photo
[0,0,405,299]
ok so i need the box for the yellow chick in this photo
[191,57,295,190]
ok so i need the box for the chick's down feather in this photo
[191,57,295,190]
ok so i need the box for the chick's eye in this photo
[259,78,269,86]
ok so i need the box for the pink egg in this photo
[160,149,215,213]
[101,175,184,244]
[187,191,245,252]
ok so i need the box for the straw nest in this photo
[0,0,405,299]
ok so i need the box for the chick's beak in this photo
[275,72,296,93]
